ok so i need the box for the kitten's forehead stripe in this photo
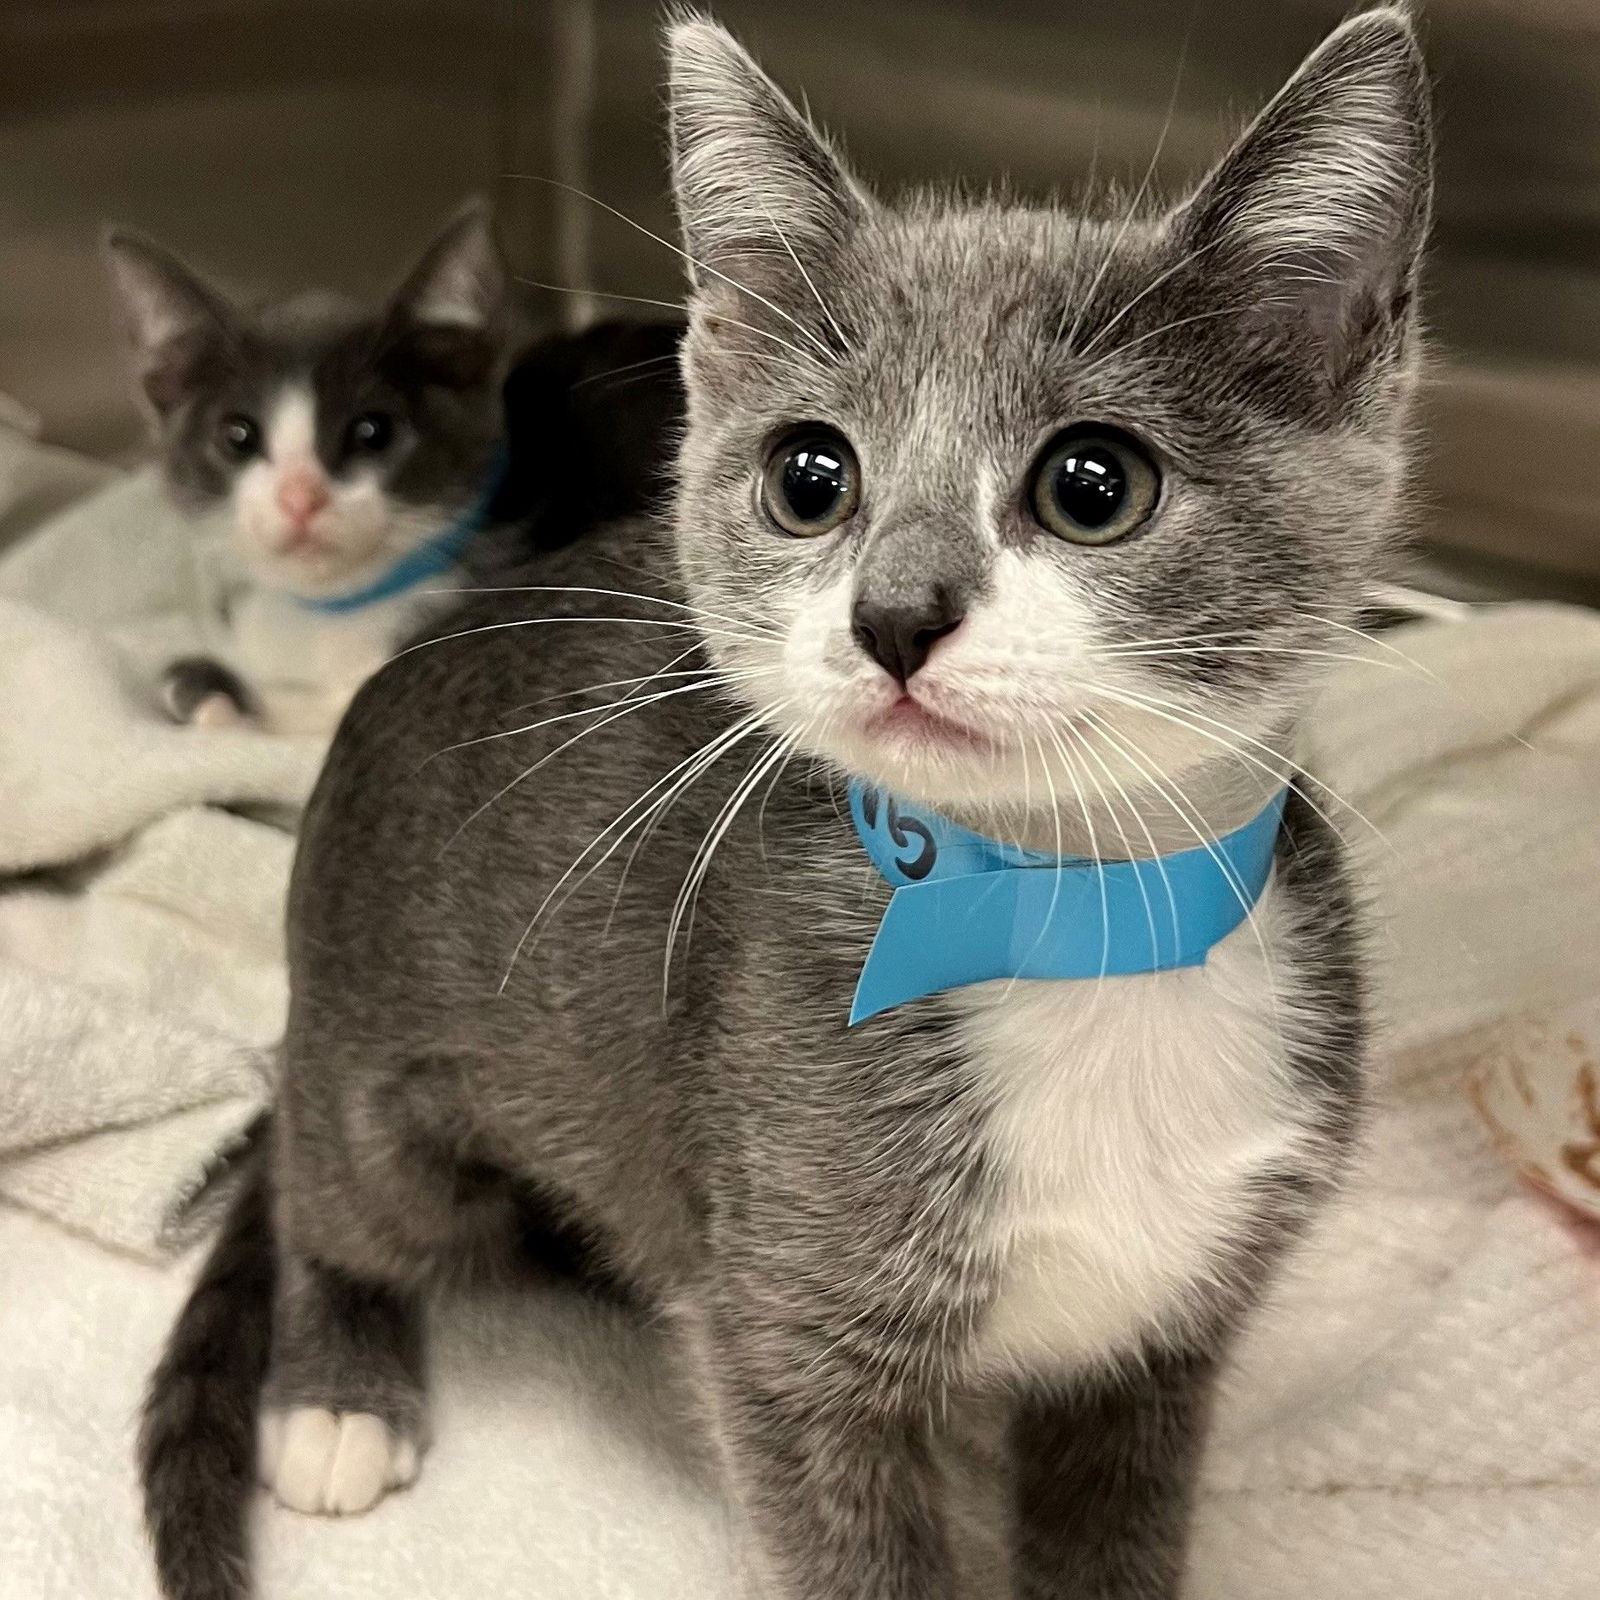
[264,386,319,468]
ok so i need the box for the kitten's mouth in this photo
[281,527,343,557]
[864,694,992,752]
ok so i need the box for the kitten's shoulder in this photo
[326,516,677,757]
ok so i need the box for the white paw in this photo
[258,1407,420,1516]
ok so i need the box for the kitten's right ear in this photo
[666,15,870,293]
[102,229,234,415]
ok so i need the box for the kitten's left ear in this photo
[388,198,508,335]
[1171,6,1432,389]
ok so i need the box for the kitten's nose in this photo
[276,469,330,531]
[851,593,964,685]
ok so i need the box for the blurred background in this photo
[1,0,1597,599]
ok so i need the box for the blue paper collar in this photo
[847,781,1287,1024]
[294,447,508,616]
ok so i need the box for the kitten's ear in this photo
[667,15,870,291]
[388,198,508,334]
[1171,7,1432,386]
[102,228,235,414]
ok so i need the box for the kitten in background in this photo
[105,202,519,736]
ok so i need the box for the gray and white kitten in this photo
[106,203,515,735]
[140,9,1431,1600]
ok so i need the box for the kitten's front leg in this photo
[1011,1347,1217,1600]
[704,1344,960,1600]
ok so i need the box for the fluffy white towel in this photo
[0,458,322,1257]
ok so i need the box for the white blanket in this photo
[0,423,1596,1597]
[0,431,324,1257]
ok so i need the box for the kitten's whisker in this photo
[753,713,810,871]
[1107,643,1422,676]
[1006,732,1096,1017]
[1091,683,1396,861]
[1060,16,1193,355]
[664,729,799,996]
[760,203,852,354]
[595,710,788,943]
[506,173,836,361]
[700,729,801,924]
[1080,707,1280,1000]
[1016,729,1035,854]
[1076,234,1233,362]
[1094,629,1256,654]
[1300,608,1538,751]
[512,276,689,321]
[1057,730,1113,986]
[993,738,1050,1002]
[1058,722,1165,971]
[1075,303,1257,380]
[598,641,735,709]
[1102,681,1359,829]
[1052,98,1104,347]
[1095,623,1429,683]
[422,677,720,769]
[604,699,802,936]
[514,274,813,367]
[437,679,720,849]
[445,583,783,643]
[502,657,711,718]
[571,352,681,389]
[1092,684,1316,819]
[391,612,752,663]
[571,343,794,389]
[503,705,778,987]
[1297,609,1444,684]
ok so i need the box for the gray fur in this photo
[140,9,1430,1599]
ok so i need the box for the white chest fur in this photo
[956,881,1316,1378]
[226,582,456,736]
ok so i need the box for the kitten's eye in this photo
[346,412,395,454]
[762,429,860,538]
[1030,428,1159,546]
[218,414,261,461]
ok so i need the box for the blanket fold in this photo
[0,450,322,1258]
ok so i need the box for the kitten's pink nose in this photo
[276,469,330,533]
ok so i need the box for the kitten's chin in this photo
[806,702,1036,813]
[865,695,993,755]
[240,535,399,599]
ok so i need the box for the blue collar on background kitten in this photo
[295,446,510,615]
[847,781,1287,1024]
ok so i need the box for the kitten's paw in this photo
[159,656,257,728]
[190,692,250,730]
[258,1407,420,1516]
